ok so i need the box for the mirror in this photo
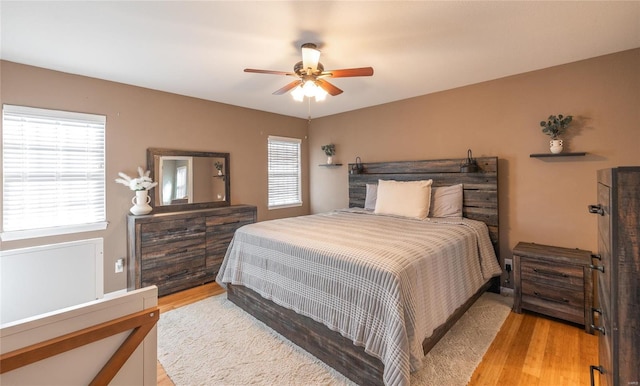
[147,148,230,213]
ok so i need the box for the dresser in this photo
[512,242,594,333]
[127,205,256,296]
[588,167,640,386]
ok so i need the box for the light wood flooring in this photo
[156,283,599,386]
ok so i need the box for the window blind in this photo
[2,105,106,239]
[268,136,302,209]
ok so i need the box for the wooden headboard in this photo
[348,157,499,257]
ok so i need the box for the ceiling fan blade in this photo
[273,80,302,95]
[322,67,374,78]
[244,68,296,76]
[316,79,343,96]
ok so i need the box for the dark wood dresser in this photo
[127,205,256,296]
[512,242,594,333]
[589,167,640,386]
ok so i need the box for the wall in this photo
[309,49,640,287]
[0,61,309,293]
[2,49,638,294]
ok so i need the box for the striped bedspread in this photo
[216,209,502,386]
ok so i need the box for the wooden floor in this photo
[156,283,599,386]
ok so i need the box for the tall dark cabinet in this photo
[588,167,640,386]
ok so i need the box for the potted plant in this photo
[115,166,158,215]
[321,144,336,164]
[540,114,572,153]
[214,161,224,176]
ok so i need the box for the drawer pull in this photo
[588,204,604,216]
[590,264,605,273]
[164,249,189,256]
[591,307,603,315]
[590,365,604,386]
[590,253,601,260]
[590,324,606,335]
[532,268,568,278]
[533,291,569,304]
[165,269,189,280]
[169,227,189,233]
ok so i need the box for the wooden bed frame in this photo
[227,157,499,385]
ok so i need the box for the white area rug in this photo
[158,292,511,386]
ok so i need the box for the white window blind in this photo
[268,136,302,209]
[2,105,107,240]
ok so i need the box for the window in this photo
[175,165,187,199]
[2,105,107,241]
[268,136,302,209]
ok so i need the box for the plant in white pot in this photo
[115,166,158,215]
[540,114,572,154]
[321,144,336,164]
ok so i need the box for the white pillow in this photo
[429,184,463,218]
[364,183,378,210]
[374,179,432,220]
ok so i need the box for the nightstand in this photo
[512,242,594,334]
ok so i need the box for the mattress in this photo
[216,208,502,386]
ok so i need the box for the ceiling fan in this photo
[244,43,374,101]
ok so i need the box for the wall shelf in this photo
[530,152,587,158]
[319,163,342,167]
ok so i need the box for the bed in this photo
[216,157,501,386]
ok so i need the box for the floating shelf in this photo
[319,163,343,167]
[530,152,587,158]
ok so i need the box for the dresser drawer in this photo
[140,217,205,246]
[142,261,207,297]
[205,210,255,226]
[596,280,614,386]
[520,259,583,290]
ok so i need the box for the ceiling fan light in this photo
[314,88,328,102]
[291,86,304,102]
[302,81,317,97]
[301,45,320,72]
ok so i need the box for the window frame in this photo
[267,135,302,210]
[1,104,108,241]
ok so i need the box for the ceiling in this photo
[1,1,639,119]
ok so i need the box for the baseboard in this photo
[500,287,514,296]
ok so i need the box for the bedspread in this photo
[216,209,502,386]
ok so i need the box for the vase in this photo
[326,156,333,164]
[550,139,563,154]
[130,190,152,215]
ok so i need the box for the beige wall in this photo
[0,61,309,293]
[2,49,638,293]
[309,48,640,287]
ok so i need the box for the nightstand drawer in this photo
[521,280,584,310]
[520,259,583,290]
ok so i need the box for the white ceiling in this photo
[1,1,639,119]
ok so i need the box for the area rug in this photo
[158,292,511,386]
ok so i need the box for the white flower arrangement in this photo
[115,166,158,191]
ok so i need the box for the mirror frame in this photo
[147,148,230,213]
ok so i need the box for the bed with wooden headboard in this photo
[219,156,500,386]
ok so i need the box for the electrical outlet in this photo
[115,258,125,273]
[504,258,513,285]
[504,258,512,270]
